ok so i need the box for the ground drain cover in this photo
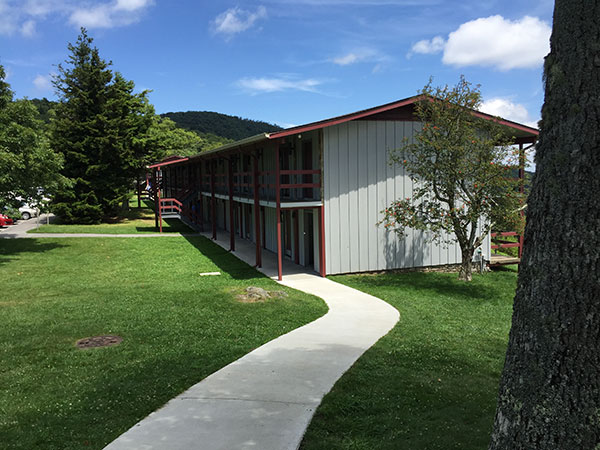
[76,335,123,349]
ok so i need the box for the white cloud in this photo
[443,15,550,70]
[33,73,52,91]
[20,19,36,36]
[333,53,359,66]
[480,98,538,128]
[69,0,153,29]
[236,76,323,94]
[212,6,267,39]
[410,35,445,55]
[0,0,153,34]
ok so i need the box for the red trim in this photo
[269,97,424,139]
[253,152,262,267]
[148,157,189,169]
[276,143,283,281]
[228,159,235,251]
[319,205,326,277]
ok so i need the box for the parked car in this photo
[0,213,14,226]
[18,203,39,220]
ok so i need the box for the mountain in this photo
[161,111,283,141]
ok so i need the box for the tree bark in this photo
[489,1,600,448]
[458,247,474,281]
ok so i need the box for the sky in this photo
[0,0,554,130]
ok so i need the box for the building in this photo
[148,95,538,280]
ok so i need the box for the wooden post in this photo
[319,205,326,277]
[253,151,262,267]
[228,158,235,251]
[294,210,299,265]
[136,175,141,208]
[158,187,163,234]
[276,142,283,280]
[210,160,217,240]
[153,168,159,229]
[198,162,204,232]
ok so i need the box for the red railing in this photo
[158,198,182,233]
[491,231,523,259]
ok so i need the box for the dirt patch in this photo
[76,335,123,349]
[235,286,289,303]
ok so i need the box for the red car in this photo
[0,213,14,227]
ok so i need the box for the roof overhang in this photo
[152,95,539,167]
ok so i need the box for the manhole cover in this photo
[76,335,123,349]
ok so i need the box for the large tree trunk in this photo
[489,1,600,448]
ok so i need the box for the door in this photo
[304,211,314,267]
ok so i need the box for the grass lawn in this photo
[301,268,518,450]
[0,236,327,450]
[30,199,189,234]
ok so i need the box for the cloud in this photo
[480,98,538,128]
[409,36,445,56]
[33,73,52,91]
[443,15,550,70]
[20,19,36,36]
[212,6,267,39]
[236,76,324,94]
[0,0,153,35]
[333,53,360,66]
[409,16,550,70]
[69,0,153,29]
[331,47,391,74]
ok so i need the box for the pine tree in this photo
[489,0,600,447]
[51,29,150,223]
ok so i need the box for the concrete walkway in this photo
[104,230,400,450]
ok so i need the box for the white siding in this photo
[323,120,491,275]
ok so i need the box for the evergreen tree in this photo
[51,29,151,223]
[489,0,600,447]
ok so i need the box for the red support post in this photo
[158,188,163,234]
[228,158,235,251]
[210,160,217,240]
[152,168,159,229]
[253,151,262,267]
[294,210,299,265]
[276,142,283,281]
[318,205,326,277]
[198,163,204,232]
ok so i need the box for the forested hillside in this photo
[161,110,283,141]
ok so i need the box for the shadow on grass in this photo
[0,239,67,267]
[135,219,195,234]
[343,271,509,303]
[181,234,266,281]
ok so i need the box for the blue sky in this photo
[0,0,553,129]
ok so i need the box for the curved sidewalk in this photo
[105,235,399,450]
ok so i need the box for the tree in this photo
[489,1,600,448]
[51,29,151,223]
[380,77,521,281]
[0,65,65,209]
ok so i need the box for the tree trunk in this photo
[489,1,600,448]
[458,247,474,281]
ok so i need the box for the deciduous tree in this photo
[489,0,600,447]
[380,77,521,281]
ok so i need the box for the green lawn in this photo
[301,269,517,450]
[30,200,189,234]
[0,236,327,450]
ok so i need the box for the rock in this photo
[246,286,270,299]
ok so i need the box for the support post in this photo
[210,160,217,240]
[294,210,299,265]
[319,205,326,277]
[253,151,262,267]
[228,158,235,251]
[136,175,141,208]
[276,142,282,280]
[153,168,159,229]
[158,188,163,234]
[198,162,204,232]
